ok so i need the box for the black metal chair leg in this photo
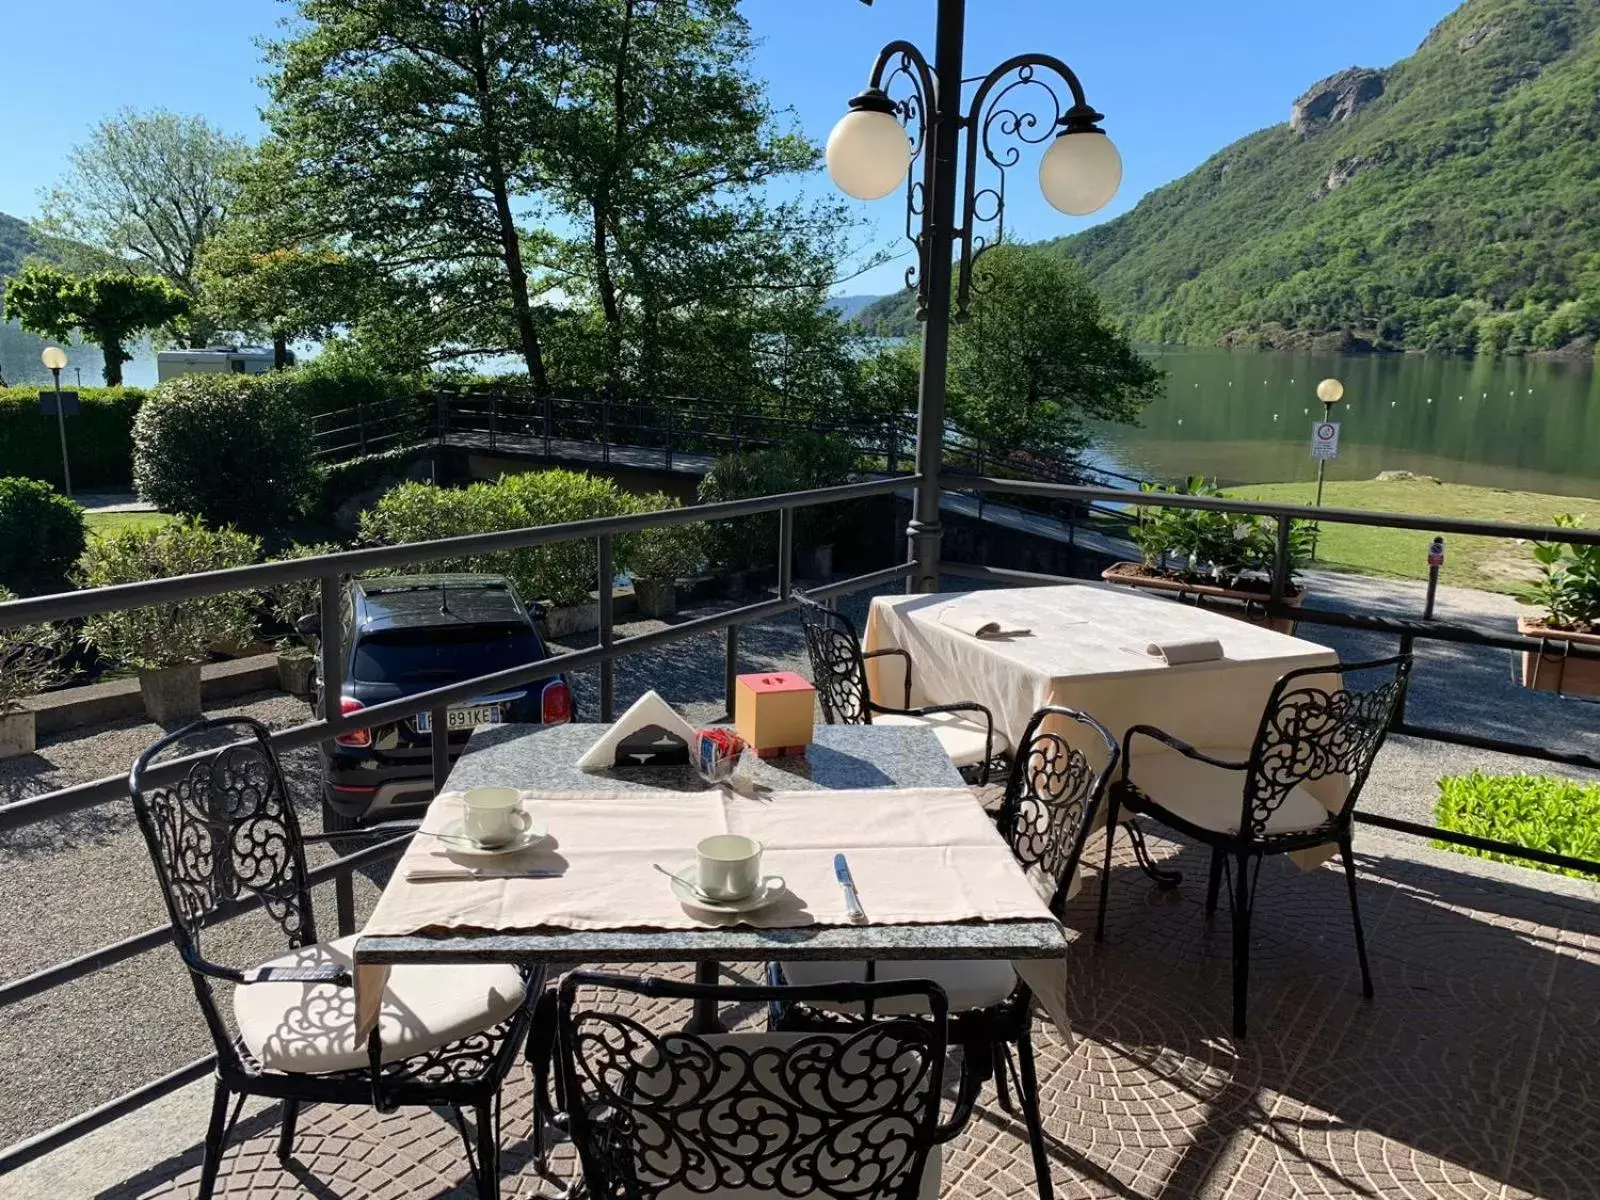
[1230,852,1254,1039]
[1014,1025,1055,1200]
[1095,791,1121,942]
[473,1099,501,1200]
[991,1040,1015,1115]
[276,1098,299,1165]
[196,1080,232,1200]
[1204,847,1225,917]
[1341,833,1375,1000]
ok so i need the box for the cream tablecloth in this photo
[355,786,1070,1037]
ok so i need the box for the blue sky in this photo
[2,0,1454,295]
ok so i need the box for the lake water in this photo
[0,321,156,389]
[1093,346,1600,498]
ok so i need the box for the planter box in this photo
[1101,562,1304,636]
[0,709,36,759]
[542,601,601,640]
[1518,617,1600,698]
[795,543,834,580]
[277,651,317,699]
[634,578,678,620]
[138,663,204,727]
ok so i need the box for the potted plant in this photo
[1102,478,1314,635]
[78,519,261,725]
[1517,514,1600,697]
[261,542,339,698]
[0,587,66,759]
[623,493,703,620]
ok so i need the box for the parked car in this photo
[300,574,574,833]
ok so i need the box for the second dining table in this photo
[352,721,1071,1039]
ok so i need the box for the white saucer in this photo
[434,819,549,858]
[668,863,787,914]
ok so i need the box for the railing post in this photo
[724,625,739,719]
[543,391,552,457]
[489,389,499,453]
[886,418,898,475]
[665,404,674,471]
[778,507,795,596]
[357,401,367,454]
[335,871,356,937]
[1270,516,1291,606]
[436,389,449,448]
[430,706,450,794]
[1396,537,1442,726]
[318,574,343,732]
[598,533,615,722]
[602,386,612,465]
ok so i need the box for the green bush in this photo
[357,469,632,608]
[1131,477,1314,591]
[260,541,342,641]
[1436,772,1600,879]
[132,374,316,533]
[316,446,429,518]
[697,433,858,570]
[622,492,703,582]
[1521,514,1600,632]
[0,386,147,488]
[78,518,260,669]
[0,585,68,711]
[0,477,85,595]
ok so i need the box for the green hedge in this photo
[0,386,147,489]
[1436,772,1600,879]
[0,477,85,595]
[316,446,430,517]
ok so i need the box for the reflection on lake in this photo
[1095,346,1600,498]
[0,321,156,388]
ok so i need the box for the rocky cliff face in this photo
[1290,67,1387,137]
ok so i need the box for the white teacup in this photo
[695,834,763,901]
[461,787,531,847]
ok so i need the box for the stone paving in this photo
[73,822,1598,1200]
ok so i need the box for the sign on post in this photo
[1310,420,1341,460]
[39,390,80,417]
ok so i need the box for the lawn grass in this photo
[1225,477,1598,594]
[1435,771,1600,878]
[83,510,179,539]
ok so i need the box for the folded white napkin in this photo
[937,609,1031,639]
[576,690,699,771]
[1144,638,1225,666]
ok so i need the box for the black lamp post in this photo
[830,0,1121,592]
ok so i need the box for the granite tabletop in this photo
[355,721,1066,967]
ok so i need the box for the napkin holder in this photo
[577,690,696,770]
[734,672,815,759]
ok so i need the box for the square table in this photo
[864,582,1341,759]
[353,723,1068,1032]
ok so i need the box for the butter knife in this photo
[406,866,563,882]
[834,853,866,923]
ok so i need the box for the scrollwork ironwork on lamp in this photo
[828,0,1121,592]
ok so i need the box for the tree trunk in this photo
[101,336,125,387]
[593,0,635,382]
[273,331,289,370]
[468,14,548,391]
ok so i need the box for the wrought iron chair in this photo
[556,971,969,1200]
[769,705,1120,1200]
[128,716,539,1200]
[1095,654,1413,1038]
[794,590,1005,783]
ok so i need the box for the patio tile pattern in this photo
[100,825,1598,1200]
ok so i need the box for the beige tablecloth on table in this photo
[354,786,1070,1038]
[865,584,1349,868]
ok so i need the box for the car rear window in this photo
[352,624,544,685]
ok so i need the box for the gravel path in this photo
[1,575,1594,1150]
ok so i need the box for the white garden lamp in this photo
[40,346,73,495]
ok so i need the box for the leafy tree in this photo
[542,0,855,392]
[3,265,189,386]
[252,0,576,384]
[949,245,1161,455]
[37,109,246,346]
[198,236,373,368]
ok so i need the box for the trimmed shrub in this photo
[697,433,858,570]
[357,469,633,609]
[315,446,430,519]
[132,374,316,533]
[0,386,147,488]
[77,518,260,669]
[621,492,703,582]
[0,477,86,595]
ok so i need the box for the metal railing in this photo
[0,475,914,1171]
[4,471,1598,1170]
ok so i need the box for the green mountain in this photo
[858,0,1600,358]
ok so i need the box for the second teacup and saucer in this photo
[435,787,548,857]
[664,834,787,914]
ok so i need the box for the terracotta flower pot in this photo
[1101,562,1305,636]
[1517,617,1600,698]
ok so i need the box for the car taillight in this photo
[335,696,372,748]
[541,680,573,726]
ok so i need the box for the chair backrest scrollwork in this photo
[795,591,872,726]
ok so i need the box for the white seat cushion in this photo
[233,935,525,1074]
[644,1033,942,1200]
[873,710,1007,768]
[774,958,1018,1013]
[1126,747,1336,837]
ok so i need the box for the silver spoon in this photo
[653,863,717,901]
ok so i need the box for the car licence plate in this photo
[415,704,502,734]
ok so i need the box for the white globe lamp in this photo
[41,346,68,372]
[826,89,912,202]
[1039,126,1123,217]
[1316,378,1345,405]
